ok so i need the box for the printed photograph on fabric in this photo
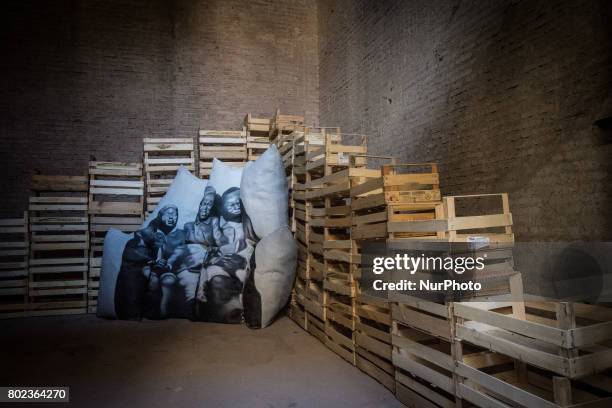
[114,185,257,323]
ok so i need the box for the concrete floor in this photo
[0,315,405,408]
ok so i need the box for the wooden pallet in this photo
[144,137,195,213]
[393,320,462,408]
[351,163,442,240]
[88,161,144,313]
[454,299,612,379]
[354,292,395,391]
[0,213,29,319]
[198,130,247,178]
[28,175,89,316]
[455,338,612,408]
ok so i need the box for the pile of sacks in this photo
[97,146,297,328]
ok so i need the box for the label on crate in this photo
[337,152,349,165]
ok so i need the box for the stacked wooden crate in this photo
[269,109,304,146]
[278,128,300,186]
[288,128,327,335]
[244,114,271,161]
[278,128,302,233]
[350,163,442,393]
[453,299,612,407]
[0,213,29,318]
[307,132,377,364]
[144,138,195,213]
[87,162,144,313]
[288,129,325,330]
[389,192,521,407]
[28,175,89,316]
[198,130,247,178]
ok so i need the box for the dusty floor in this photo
[0,315,404,408]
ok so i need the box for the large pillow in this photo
[195,158,252,323]
[240,145,288,238]
[209,158,246,194]
[98,167,209,320]
[243,227,297,328]
[240,146,297,328]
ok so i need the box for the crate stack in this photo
[269,109,304,147]
[306,132,378,365]
[289,128,331,337]
[244,114,271,161]
[0,212,29,318]
[452,300,612,407]
[144,138,195,213]
[388,192,521,407]
[288,129,325,329]
[350,163,442,393]
[278,128,301,187]
[28,175,89,316]
[198,130,247,178]
[278,128,303,231]
[87,162,144,313]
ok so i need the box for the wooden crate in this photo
[454,300,612,379]
[289,275,307,330]
[291,129,325,236]
[304,280,326,343]
[305,132,367,179]
[393,320,462,408]
[390,270,525,340]
[88,161,144,313]
[246,135,269,161]
[0,213,29,318]
[304,132,373,365]
[197,130,245,178]
[354,292,395,391]
[325,289,356,365]
[243,113,270,136]
[307,203,326,282]
[28,175,89,316]
[243,114,270,162]
[455,339,612,408]
[144,137,195,213]
[269,109,304,143]
[244,114,270,162]
[351,163,442,240]
[386,193,514,243]
[392,294,455,343]
[306,138,376,289]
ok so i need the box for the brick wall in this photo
[318,0,612,242]
[0,0,319,215]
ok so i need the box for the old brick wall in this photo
[318,0,612,243]
[0,0,319,215]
